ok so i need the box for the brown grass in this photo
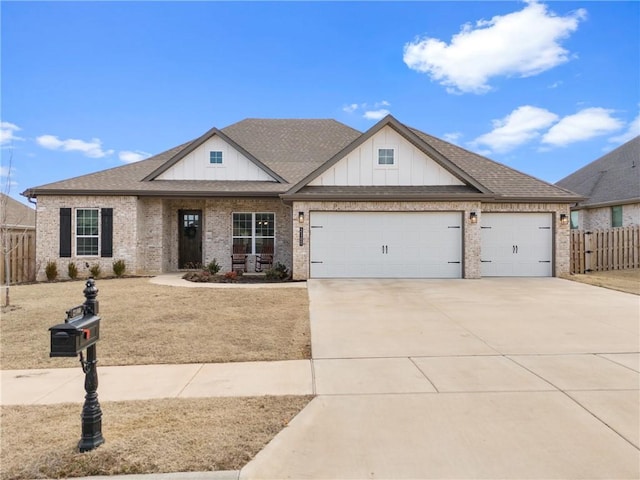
[1,396,312,480]
[1,278,310,370]
[562,268,640,295]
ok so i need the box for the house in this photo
[555,136,640,230]
[23,115,581,281]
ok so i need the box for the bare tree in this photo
[1,148,36,306]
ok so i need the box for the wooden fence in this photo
[570,226,640,274]
[0,229,36,284]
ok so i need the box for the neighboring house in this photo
[23,115,581,281]
[1,193,37,284]
[556,136,640,230]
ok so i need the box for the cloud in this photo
[363,109,391,120]
[608,112,640,144]
[542,108,623,146]
[1,122,24,145]
[403,1,586,94]
[443,132,463,144]
[343,101,392,120]
[36,134,114,158]
[472,105,559,152]
[119,150,151,163]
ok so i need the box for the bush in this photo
[224,271,238,281]
[182,271,212,283]
[265,262,289,281]
[45,261,58,281]
[89,264,101,278]
[112,259,126,277]
[206,259,221,275]
[67,262,78,280]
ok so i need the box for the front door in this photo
[178,210,202,268]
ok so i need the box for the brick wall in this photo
[581,203,640,230]
[35,195,139,281]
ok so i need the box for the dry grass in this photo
[562,268,640,295]
[1,277,310,370]
[1,396,312,480]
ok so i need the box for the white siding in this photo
[157,135,276,181]
[309,126,465,187]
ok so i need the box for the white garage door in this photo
[309,211,462,278]
[481,213,553,277]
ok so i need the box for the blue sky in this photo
[2,1,639,205]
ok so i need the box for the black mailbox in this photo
[50,305,100,357]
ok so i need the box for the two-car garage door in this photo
[308,211,553,278]
[310,211,462,278]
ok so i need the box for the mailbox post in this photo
[49,278,105,452]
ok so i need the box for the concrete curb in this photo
[70,471,240,480]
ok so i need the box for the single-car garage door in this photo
[481,213,553,277]
[310,211,462,278]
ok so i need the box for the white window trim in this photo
[75,207,100,257]
[232,212,276,254]
[375,146,398,169]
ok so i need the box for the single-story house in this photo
[555,136,640,230]
[23,115,581,281]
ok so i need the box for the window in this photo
[377,148,395,166]
[232,212,275,254]
[611,205,623,227]
[209,151,223,164]
[76,209,99,256]
[570,211,579,229]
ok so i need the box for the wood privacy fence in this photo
[570,226,640,274]
[1,229,36,284]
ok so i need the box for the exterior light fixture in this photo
[469,212,478,224]
[560,213,569,225]
[298,211,304,223]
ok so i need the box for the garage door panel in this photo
[481,213,552,277]
[310,211,462,278]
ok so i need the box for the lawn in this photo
[1,277,311,370]
[1,277,312,479]
[562,268,640,295]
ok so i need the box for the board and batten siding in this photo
[309,125,465,187]
[156,135,276,181]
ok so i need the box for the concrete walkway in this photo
[2,277,639,479]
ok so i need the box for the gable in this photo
[308,126,465,187]
[156,134,277,181]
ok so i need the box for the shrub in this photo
[112,259,126,277]
[45,261,58,281]
[265,262,289,281]
[89,264,101,278]
[182,271,212,282]
[67,262,78,280]
[206,259,221,275]
[224,271,238,281]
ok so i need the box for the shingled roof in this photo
[1,193,36,228]
[23,116,581,203]
[555,136,640,208]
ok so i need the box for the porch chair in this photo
[255,244,274,272]
[231,244,248,273]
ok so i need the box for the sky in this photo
[1,1,639,205]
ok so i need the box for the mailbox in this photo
[50,305,100,357]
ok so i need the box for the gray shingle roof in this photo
[22,116,582,203]
[2,193,36,228]
[555,136,640,207]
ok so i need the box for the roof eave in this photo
[22,189,283,198]
[573,197,640,209]
[281,192,492,202]
[488,195,585,204]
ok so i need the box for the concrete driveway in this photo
[242,278,639,479]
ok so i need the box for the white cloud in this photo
[343,103,359,114]
[609,112,640,144]
[403,1,586,94]
[36,134,114,158]
[542,107,623,146]
[443,132,463,144]
[363,109,391,120]
[1,122,24,145]
[472,105,559,152]
[119,150,151,163]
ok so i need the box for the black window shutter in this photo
[59,208,72,257]
[101,208,113,258]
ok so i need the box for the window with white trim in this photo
[232,212,275,254]
[209,151,223,164]
[377,148,395,166]
[76,209,99,256]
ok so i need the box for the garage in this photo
[309,211,462,278]
[480,213,553,277]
